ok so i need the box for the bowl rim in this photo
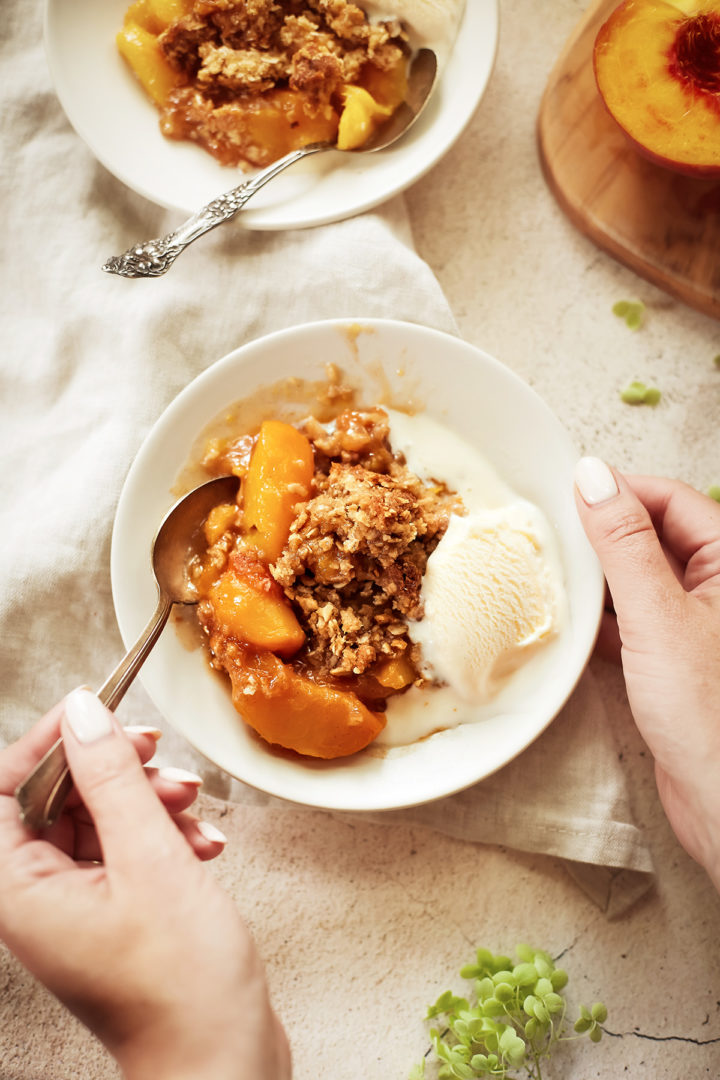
[42,0,500,227]
[111,317,605,811]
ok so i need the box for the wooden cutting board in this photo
[537,0,720,321]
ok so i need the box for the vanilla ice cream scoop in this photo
[409,506,562,702]
[361,0,466,65]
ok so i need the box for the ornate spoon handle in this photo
[102,142,329,279]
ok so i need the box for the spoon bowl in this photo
[14,474,240,830]
[102,49,438,278]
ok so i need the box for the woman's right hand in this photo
[0,689,291,1080]
[574,460,720,890]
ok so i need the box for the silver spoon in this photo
[102,48,437,279]
[15,474,240,830]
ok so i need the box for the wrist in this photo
[117,1007,289,1080]
[704,845,720,896]
[121,1042,248,1080]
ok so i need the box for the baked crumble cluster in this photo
[197,406,456,707]
[156,0,407,166]
[272,409,451,681]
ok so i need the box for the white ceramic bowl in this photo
[111,319,604,811]
[43,0,498,228]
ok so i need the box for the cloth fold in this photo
[197,668,654,916]
[1,0,652,921]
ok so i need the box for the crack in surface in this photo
[604,1027,720,1046]
[553,918,594,962]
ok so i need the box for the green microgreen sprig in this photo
[612,299,645,330]
[411,944,607,1080]
[620,380,661,406]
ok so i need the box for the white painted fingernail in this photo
[158,766,203,786]
[125,725,163,741]
[197,821,228,845]
[575,457,619,505]
[64,689,114,744]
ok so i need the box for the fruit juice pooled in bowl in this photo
[189,388,566,760]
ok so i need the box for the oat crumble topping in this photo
[154,0,407,167]
[195,405,457,705]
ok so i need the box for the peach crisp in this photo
[117,0,410,168]
[189,407,454,758]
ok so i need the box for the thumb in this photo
[574,458,684,638]
[61,688,188,874]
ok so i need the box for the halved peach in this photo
[594,0,720,175]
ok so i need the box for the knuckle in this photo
[80,753,139,805]
[6,840,59,884]
[601,508,655,552]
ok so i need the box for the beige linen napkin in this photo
[0,0,652,917]
[198,669,653,917]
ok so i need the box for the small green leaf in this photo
[475,977,495,1001]
[591,1002,608,1023]
[408,1064,425,1080]
[534,956,552,979]
[482,997,504,1016]
[475,948,495,969]
[428,991,469,1018]
[494,982,515,1003]
[513,963,538,986]
[506,1039,526,1067]
[533,1002,550,1023]
[613,299,645,329]
[544,992,565,1014]
[452,1019,471,1043]
[574,1016,592,1033]
[460,964,484,980]
[492,970,516,986]
[620,379,661,405]
[550,968,568,990]
[589,1023,603,1043]
[467,1017,488,1041]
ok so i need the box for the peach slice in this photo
[374,654,416,690]
[207,552,305,658]
[117,22,180,106]
[242,420,314,563]
[215,638,386,759]
[337,87,391,150]
[594,0,720,175]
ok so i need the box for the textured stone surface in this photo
[4,790,720,1078]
